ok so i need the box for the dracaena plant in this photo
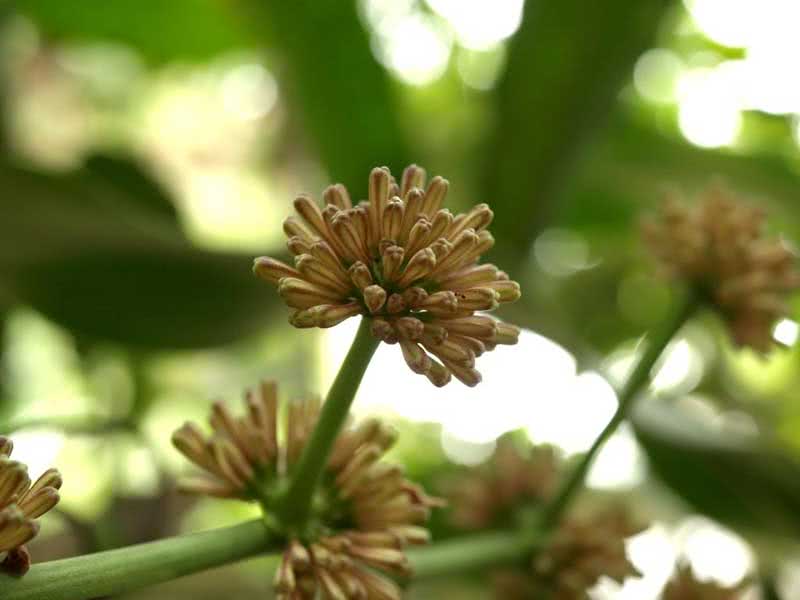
[0,170,795,600]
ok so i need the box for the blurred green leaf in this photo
[16,0,252,64]
[572,113,800,239]
[0,157,182,269]
[484,0,670,266]
[249,0,411,191]
[505,109,800,358]
[1,156,281,348]
[634,401,800,540]
[84,155,180,225]
[14,248,275,349]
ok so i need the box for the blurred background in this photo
[2,0,800,598]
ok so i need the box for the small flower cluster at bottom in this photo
[0,436,62,575]
[445,437,644,600]
[172,380,443,600]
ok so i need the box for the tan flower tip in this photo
[0,436,61,575]
[172,382,441,600]
[254,165,522,386]
[643,185,800,351]
[363,284,387,314]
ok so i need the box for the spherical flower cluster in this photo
[527,508,644,600]
[642,186,800,351]
[446,439,559,530]
[172,380,443,600]
[661,563,747,600]
[254,165,521,387]
[0,436,62,575]
[445,438,643,600]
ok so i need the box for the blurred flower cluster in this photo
[173,381,443,600]
[643,186,800,351]
[444,437,644,599]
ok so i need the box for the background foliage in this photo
[2,0,800,597]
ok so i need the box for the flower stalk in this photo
[0,520,276,600]
[278,316,380,531]
[537,289,698,532]
[0,524,535,600]
[406,531,535,579]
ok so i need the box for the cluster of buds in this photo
[445,438,559,529]
[642,186,800,351]
[488,508,644,600]
[172,381,443,599]
[445,438,643,599]
[529,508,644,600]
[254,165,521,386]
[0,436,62,576]
[661,563,748,600]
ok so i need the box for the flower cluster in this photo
[526,508,644,600]
[0,436,62,575]
[642,186,800,351]
[661,563,747,600]
[445,438,643,599]
[446,439,559,530]
[172,380,443,599]
[254,165,521,387]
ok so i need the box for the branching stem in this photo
[538,289,697,530]
[279,316,379,532]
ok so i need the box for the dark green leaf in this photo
[16,0,252,65]
[248,0,412,191]
[0,158,182,269]
[483,0,670,266]
[633,401,800,539]
[83,155,179,225]
[15,248,275,349]
[1,156,282,348]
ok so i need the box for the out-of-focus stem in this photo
[537,289,697,531]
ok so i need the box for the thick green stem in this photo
[538,290,697,531]
[0,520,275,600]
[0,522,544,599]
[407,531,535,579]
[280,316,379,530]
[761,575,781,600]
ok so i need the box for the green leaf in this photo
[570,112,800,239]
[15,248,275,349]
[83,155,180,225]
[1,156,281,348]
[633,401,800,539]
[483,0,670,265]
[16,0,252,65]
[0,157,182,270]
[248,0,412,191]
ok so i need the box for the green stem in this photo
[280,316,379,530]
[0,522,545,599]
[537,290,697,531]
[761,575,781,600]
[407,531,535,579]
[0,520,276,600]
